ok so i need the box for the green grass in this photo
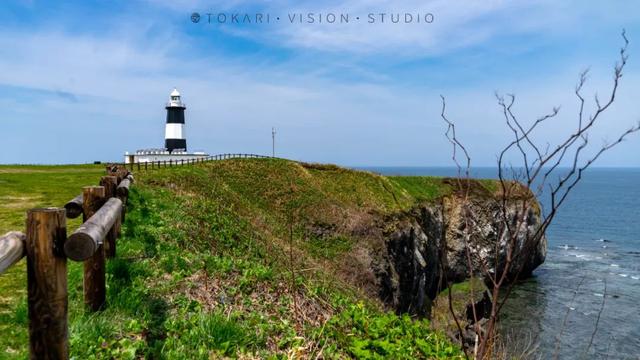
[0,160,478,358]
[306,235,353,259]
[0,164,105,233]
[324,302,462,359]
[0,164,105,358]
[387,176,453,202]
[430,278,488,337]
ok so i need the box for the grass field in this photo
[0,160,469,359]
[0,164,106,358]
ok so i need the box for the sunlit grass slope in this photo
[0,160,471,359]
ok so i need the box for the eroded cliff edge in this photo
[150,160,547,319]
[373,184,547,317]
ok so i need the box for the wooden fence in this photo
[123,153,274,171]
[0,165,133,359]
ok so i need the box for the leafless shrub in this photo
[438,30,639,359]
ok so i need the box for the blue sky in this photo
[1,0,639,166]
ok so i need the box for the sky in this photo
[1,0,639,166]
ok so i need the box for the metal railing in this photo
[124,153,278,171]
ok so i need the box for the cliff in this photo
[144,159,547,317]
[377,188,547,317]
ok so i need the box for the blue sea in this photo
[359,167,640,359]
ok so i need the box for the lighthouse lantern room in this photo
[124,88,209,164]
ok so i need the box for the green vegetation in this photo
[325,302,461,359]
[431,278,488,336]
[0,160,475,358]
[386,176,452,202]
[0,164,105,233]
[0,164,105,358]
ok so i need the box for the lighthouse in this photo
[165,88,187,152]
[123,88,209,164]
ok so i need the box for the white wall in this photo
[123,153,208,164]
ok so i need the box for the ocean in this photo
[358,167,640,359]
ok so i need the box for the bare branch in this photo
[436,30,638,360]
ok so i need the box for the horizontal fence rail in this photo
[64,195,84,219]
[0,164,134,359]
[65,197,123,261]
[117,178,131,198]
[123,153,277,171]
[0,231,26,274]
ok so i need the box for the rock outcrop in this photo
[376,192,547,316]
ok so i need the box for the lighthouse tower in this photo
[165,88,187,152]
[124,88,208,164]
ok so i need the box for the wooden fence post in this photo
[99,177,118,258]
[26,208,68,359]
[82,186,106,312]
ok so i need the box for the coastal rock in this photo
[376,193,547,316]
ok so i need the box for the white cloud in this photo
[179,0,640,57]
[0,2,638,165]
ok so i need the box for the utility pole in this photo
[272,127,276,158]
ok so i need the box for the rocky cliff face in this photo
[375,194,547,316]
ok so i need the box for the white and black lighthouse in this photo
[165,88,187,152]
[124,88,209,164]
